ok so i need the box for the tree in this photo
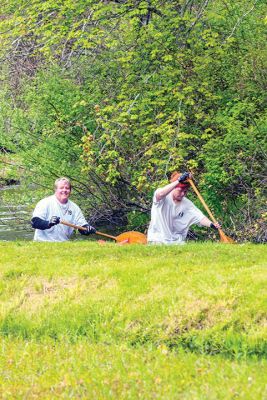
[0,0,266,239]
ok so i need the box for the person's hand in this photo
[210,222,221,230]
[83,224,96,234]
[49,216,60,227]
[178,172,191,183]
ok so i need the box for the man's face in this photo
[55,181,71,204]
[172,187,188,202]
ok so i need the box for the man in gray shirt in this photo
[147,172,220,245]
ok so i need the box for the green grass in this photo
[0,242,266,399]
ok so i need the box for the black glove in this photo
[79,224,96,235]
[210,222,219,230]
[49,216,60,228]
[178,172,190,183]
[31,217,50,230]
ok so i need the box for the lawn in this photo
[0,241,266,399]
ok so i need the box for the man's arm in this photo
[31,216,60,230]
[156,181,180,202]
[199,216,221,229]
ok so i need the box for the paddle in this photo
[188,178,235,244]
[60,220,147,244]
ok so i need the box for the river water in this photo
[0,185,33,241]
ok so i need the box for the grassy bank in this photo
[0,242,266,399]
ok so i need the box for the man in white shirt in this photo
[31,177,96,242]
[147,172,220,245]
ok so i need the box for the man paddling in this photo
[31,177,96,242]
[147,172,220,245]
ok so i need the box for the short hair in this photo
[170,171,190,189]
[54,177,72,191]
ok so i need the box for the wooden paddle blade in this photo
[218,229,235,243]
[115,231,147,244]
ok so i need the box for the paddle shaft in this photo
[60,220,117,241]
[188,179,217,224]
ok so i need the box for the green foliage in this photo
[0,0,266,240]
[0,66,101,209]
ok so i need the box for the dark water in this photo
[0,185,33,241]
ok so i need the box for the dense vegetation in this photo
[0,242,266,398]
[0,0,266,241]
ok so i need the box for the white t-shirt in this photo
[147,190,205,244]
[32,195,88,242]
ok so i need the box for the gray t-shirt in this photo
[147,190,205,244]
[32,195,88,242]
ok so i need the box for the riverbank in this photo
[0,242,266,399]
